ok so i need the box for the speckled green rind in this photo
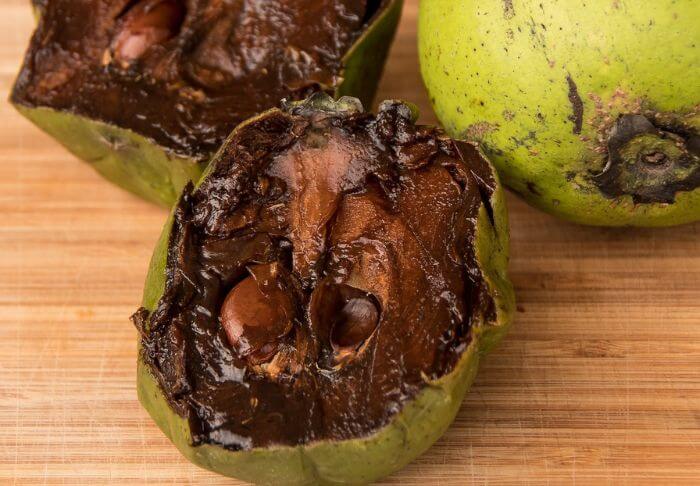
[11,0,402,207]
[135,114,514,484]
[419,0,700,226]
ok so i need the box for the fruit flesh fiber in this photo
[131,97,512,484]
[419,0,700,226]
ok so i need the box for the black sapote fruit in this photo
[11,0,402,205]
[132,94,514,484]
[419,0,699,226]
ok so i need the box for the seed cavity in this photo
[311,281,381,365]
[565,74,583,135]
[330,296,380,351]
[111,0,186,64]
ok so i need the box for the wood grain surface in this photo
[1,1,699,484]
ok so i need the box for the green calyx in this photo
[615,134,693,199]
[419,0,700,226]
[135,102,514,484]
[12,0,403,207]
[593,114,699,205]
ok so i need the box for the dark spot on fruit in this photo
[526,181,541,196]
[482,142,504,157]
[565,74,583,135]
[464,121,497,142]
[502,0,515,19]
[592,113,700,203]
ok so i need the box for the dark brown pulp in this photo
[132,97,497,449]
[12,0,385,161]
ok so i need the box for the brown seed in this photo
[330,295,380,352]
[112,0,185,63]
[219,266,293,363]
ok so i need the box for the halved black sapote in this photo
[12,0,402,205]
[132,94,514,484]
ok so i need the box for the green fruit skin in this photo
[12,0,403,207]
[419,0,700,226]
[135,109,514,484]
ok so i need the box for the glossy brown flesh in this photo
[13,0,383,160]
[133,98,496,449]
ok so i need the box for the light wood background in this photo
[1,1,699,484]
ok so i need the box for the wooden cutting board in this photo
[1,1,698,483]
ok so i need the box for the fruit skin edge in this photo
[134,108,515,485]
[12,0,404,207]
[419,0,700,227]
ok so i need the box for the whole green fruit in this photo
[419,0,699,226]
[133,94,514,484]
